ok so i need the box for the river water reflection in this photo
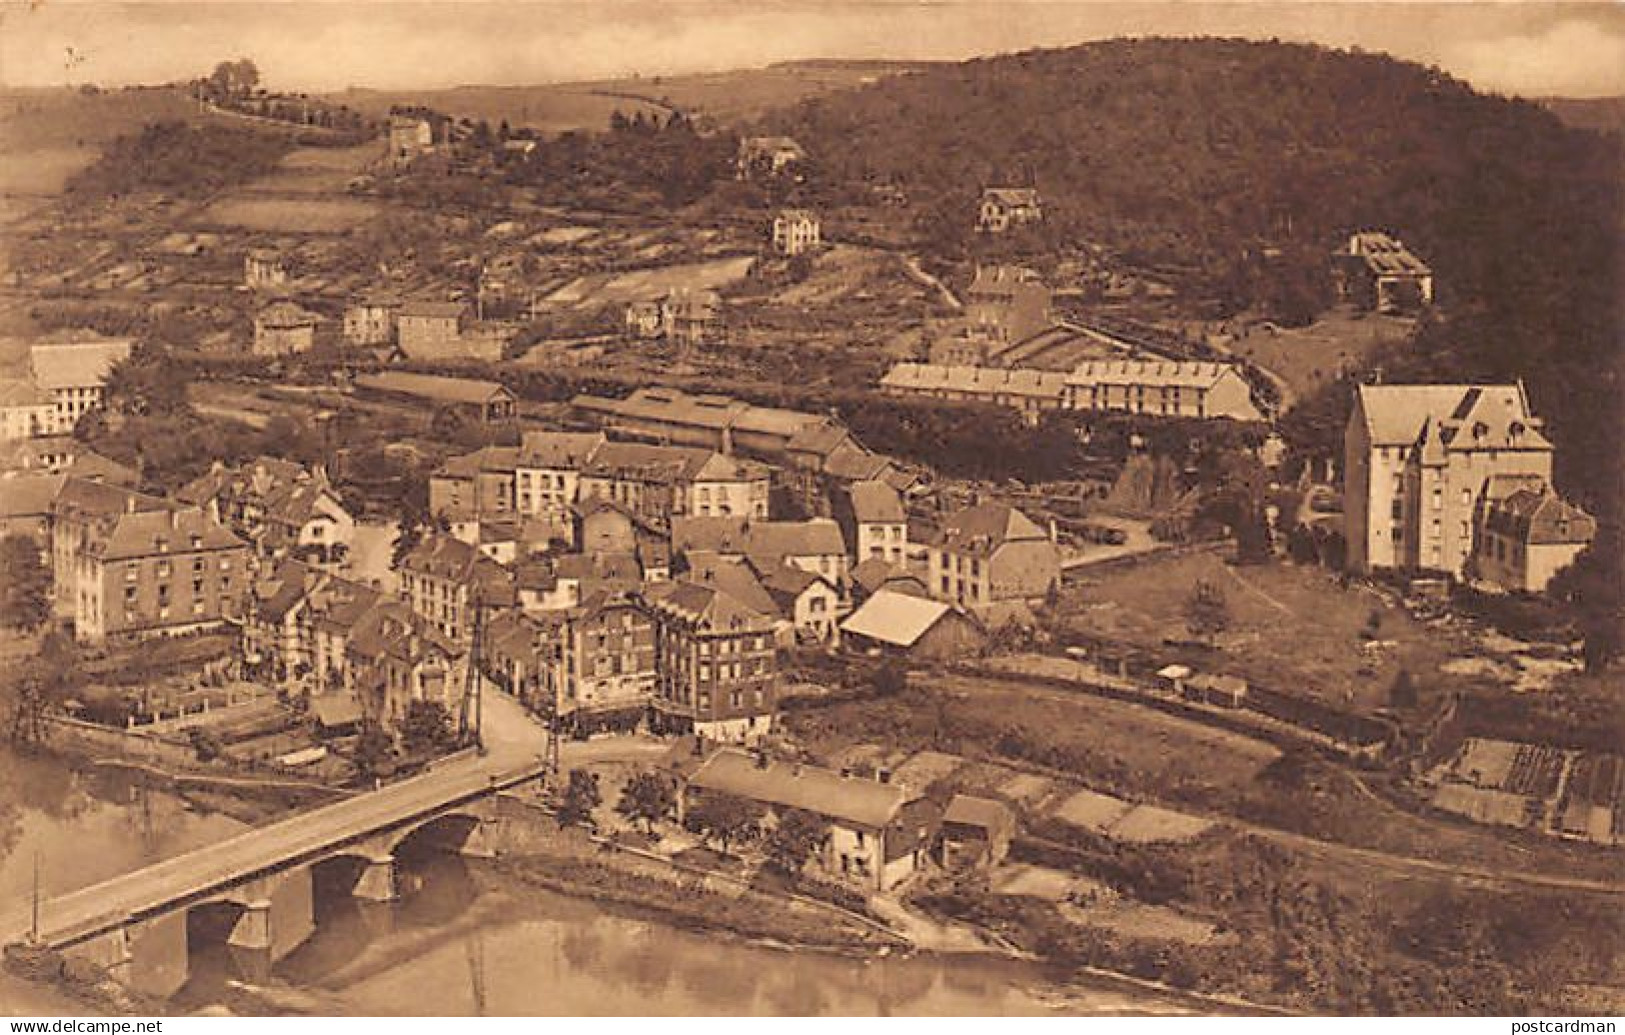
[2,747,1190,1017]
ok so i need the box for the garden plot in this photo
[1050,788,1212,844]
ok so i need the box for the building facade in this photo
[647,582,778,744]
[923,502,1060,610]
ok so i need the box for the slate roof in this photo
[689,748,907,831]
[0,472,66,519]
[849,480,905,524]
[1064,360,1245,390]
[881,363,1068,401]
[29,339,133,391]
[0,378,47,406]
[1356,384,1551,451]
[89,507,244,562]
[519,431,606,470]
[680,555,780,619]
[919,502,1047,556]
[1486,488,1597,546]
[644,580,775,635]
[942,794,1015,833]
[850,558,927,598]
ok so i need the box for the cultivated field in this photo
[541,255,754,309]
[1057,550,1463,712]
[194,196,380,232]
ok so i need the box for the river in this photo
[0,746,1194,1017]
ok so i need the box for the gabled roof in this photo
[263,480,347,529]
[850,558,927,597]
[882,363,1069,401]
[942,794,1014,832]
[920,502,1047,556]
[1355,383,1550,451]
[982,187,1039,206]
[54,477,175,519]
[0,472,66,519]
[254,558,321,622]
[1487,488,1596,546]
[310,575,383,635]
[399,532,514,598]
[1347,231,1431,277]
[759,563,831,609]
[645,580,775,635]
[0,377,47,406]
[1063,360,1243,390]
[89,507,244,562]
[355,372,514,406]
[680,554,780,618]
[519,431,605,470]
[583,441,717,484]
[689,748,907,830]
[849,480,905,524]
[840,589,956,647]
[743,518,847,567]
[29,339,134,391]
[256,301,322,328]
[435,445,520,480]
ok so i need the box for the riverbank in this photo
[488,813,903,956]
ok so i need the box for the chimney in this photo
[125,496,138,514]
[877,768,892,784]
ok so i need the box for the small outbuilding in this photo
[840,590,985,661]
[938,794,1017,870]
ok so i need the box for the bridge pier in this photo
[60,911,190,1000]
[352,852,397,903]
[223,868,315,963]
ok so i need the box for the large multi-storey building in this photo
[397,533,515,644]
[1344,383,1554,577]
[921,502,1060,611]
[71,503,250,644]
[646,581,778,744]
[843,480,909,566]
[514,431,606,538]
[29,337,133,435]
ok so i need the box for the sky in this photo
[2,1,1623,99]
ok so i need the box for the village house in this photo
[977,187,1043,233]
[243,248,288,289]
[849,558,930,605]
[645,581,779,744]
[1335,231,1434,313]
[578,442,771,531]
[308,576,386,694]
[253,300,321,357]
[963,265,1052,348]
[51,478,179,618]
[736,135,805,179]
[938,794,1016,871]
[880,364,1070,424]
[760,565,841,645]
[2,437,137,484]
[1344,383,1555,578]
[542,589,659,735]
[29,337,134,435]
[343,294,401,347]
[243,557,326,687]
[387,112,437,165]
[1063,360,1263,422]
[0,379,55,441]
[682,749,935,891]
[1472,477,1595,594]
[659,288,724,350]
[429,445,520,524]
[70,501,250,644]
[921,502,1060,611]
[514,431,607,541]
[396,301,465,356]
[354,372,517,423]
[346,599,465,732]
[397,532,516,645]
[771,209,822,256]
[672,517,849,590]
[181,457,353,564]
[623,299,664,340]
[841,480,909,566]
[840,589,985,661]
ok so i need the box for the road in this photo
[0,690,549,951]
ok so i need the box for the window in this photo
[125,564,138,583]
[124,585,137,603]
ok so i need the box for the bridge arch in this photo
[389,809,487,858]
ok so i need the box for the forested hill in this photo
[762,37,1621,514]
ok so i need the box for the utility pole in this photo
[30,849,42,944]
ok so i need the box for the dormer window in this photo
[190,534,202,549]
[156,536,169,554]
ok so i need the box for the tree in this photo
[556,768,602,830]
[390,472,433,568]
[101,343,190,419]
[351,722,393,783]
[6,633,79,745]
[688,792,763,856]
[1183,579,1231,645]
[614,770,676,833]
[400,699,453,755]
[764,808,829,877]
[1389,668,1418,709]
[0,535,51,632]
[870,659,907,697]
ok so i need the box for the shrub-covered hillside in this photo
[763,38,1621,514]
